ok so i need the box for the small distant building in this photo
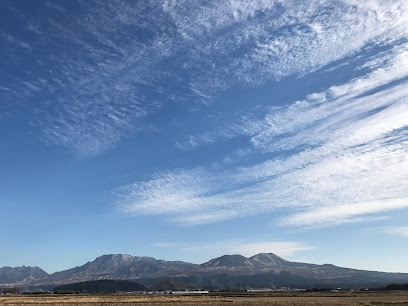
[248,288,306,293]
[143,290,209,295]
[0,288,20,294]
[171,290,209,294]
[247,289,274,292]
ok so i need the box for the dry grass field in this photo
[1,291,408,306]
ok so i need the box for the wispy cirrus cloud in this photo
[382,227,408,238]
[117,43,408,226]
[178,42,408,151]
[283,199,408,227]
[2,0,408,155]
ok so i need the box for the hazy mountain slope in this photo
[201,255,256,268]
[249,253,289,267]
[54,279,146,293]
[0,266,48,285]
[43,254,196,285]
[194,253,314,276]
[150,279,197,291]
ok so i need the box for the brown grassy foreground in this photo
[1,291,408,306]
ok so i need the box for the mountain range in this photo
[2,253,408,290]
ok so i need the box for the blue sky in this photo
[1,0,408,274]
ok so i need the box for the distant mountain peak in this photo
[0,266,49,285]
[251,252,281,258]
[96,254,135,260]
[201,254,254,268]
[200,253,288,269]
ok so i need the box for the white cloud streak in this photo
[117,42,408,226]
[3,0,408,155]
[284,199,408,227]
[382,227,408,238]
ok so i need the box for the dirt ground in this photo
[1,291,408,305]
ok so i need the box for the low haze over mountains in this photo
[2,253,408,290]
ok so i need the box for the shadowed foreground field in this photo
[1,292,408,305]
